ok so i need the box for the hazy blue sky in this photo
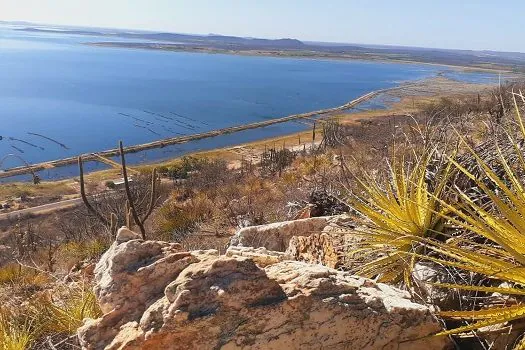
[1,0,523,52]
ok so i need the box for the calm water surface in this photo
[0,26,498,180]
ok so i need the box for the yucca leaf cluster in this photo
[350,92,525,342]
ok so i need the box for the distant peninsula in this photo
[14,26,525,72]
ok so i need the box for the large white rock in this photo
[229,216,334,251]
[78,234,451,350]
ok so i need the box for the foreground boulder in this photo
[78,230,451,350]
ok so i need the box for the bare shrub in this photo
[155,193,215,242]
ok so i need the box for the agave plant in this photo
[349,152,452,283]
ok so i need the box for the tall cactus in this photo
[78,156,110,227]
[78,141,158,239]
[118,140,157,239]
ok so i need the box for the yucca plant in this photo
[349,152,452,283]
[352,92,525,346]
[37,285,102,335]
[404,93,525,340]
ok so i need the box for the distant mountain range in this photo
[4,21,525,72]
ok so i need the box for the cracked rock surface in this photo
[78,235,451,350]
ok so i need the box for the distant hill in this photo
[14,27,305,50]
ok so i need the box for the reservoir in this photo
[0,25,497,180]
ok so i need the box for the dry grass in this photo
[0,308,34,350]
[57,239,109,266]
[0,283,101,349]
[36,285,102,335]
[0,264,49,288]
[0,181,75,201]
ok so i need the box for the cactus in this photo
[78,156,110,228]
[118,141,157,240]
[77,141,158,239]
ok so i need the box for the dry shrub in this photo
[0,263,49,288]
[295,152,334,177]
[55,239,109,270]
[156,193,215,241]
[218,176,286,226]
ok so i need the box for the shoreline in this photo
[0,76,498,198]
[0,74,496,182]
[0,90,385,180]
[0,76,498,212]
[84,76,500,175]
[89,42,520,75]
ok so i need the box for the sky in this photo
[1,0,524,52]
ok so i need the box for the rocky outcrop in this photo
[285,219,362,269]
[78,230,451,350]
[229,215,351,251]
[225,246,291,267]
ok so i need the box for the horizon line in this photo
[2,18,525,55]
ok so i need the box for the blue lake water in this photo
[0,25,499,181]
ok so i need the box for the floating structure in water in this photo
[9,137,45,150]
[118,113,153,126]
[10,145,24,153]
[27,132,70,150]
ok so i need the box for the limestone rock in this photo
[411,262,461,311]
[78,237,194,349]
[64,260,96,283]
[225,246,291,267]
[286,231,357,269]
[79,236,451,350]
[115,226,141,243]
[229,216,333,251]
[285,218,366,269]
